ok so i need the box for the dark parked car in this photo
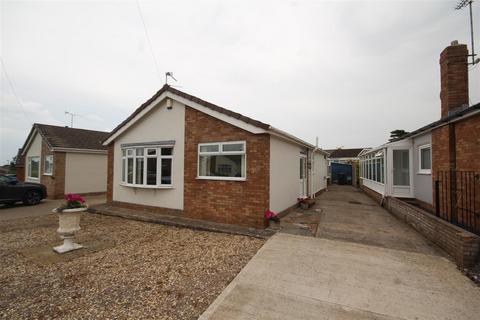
[0,175,47,205]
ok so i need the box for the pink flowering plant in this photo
[57,193,87,212]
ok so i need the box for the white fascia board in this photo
[103,91,267,145]
[268,127,315,149]
[52,148,108,155]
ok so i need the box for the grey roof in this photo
[105,85,271,142]
[22,123,110,153]
[389,102,480,143]
[325,148,367,158]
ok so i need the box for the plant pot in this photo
[52,207,86,254]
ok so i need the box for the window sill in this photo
[27,177,40,180]
[417,170,431,175]
[196,176,246,182]
[120,183,174,189]
[43,173,53,176]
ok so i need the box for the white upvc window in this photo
[27,156,40,179]
[418,144,431,174]
[121,145,173,187]
[197,141,246,181]
[44,155,53,175]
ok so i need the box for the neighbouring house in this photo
[19,124,109,198]
[325,148,370,186]
[359,41,480,267]
[103,85,329,229]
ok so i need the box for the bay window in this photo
[198,141,246,180]
[121,145,173,187]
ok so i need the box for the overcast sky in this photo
[1,0,479,164]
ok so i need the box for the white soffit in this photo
[103,91,266,145]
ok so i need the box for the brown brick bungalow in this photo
[103,86,329,229]
[19,124,109,199]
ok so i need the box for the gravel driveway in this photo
[0,213,264,319]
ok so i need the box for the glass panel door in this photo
[393,149,410,186]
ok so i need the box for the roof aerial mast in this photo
[165,72,177,85]
[455,0,479,65]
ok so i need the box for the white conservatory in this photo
[359,132,432,204]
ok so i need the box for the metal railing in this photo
[435,170,480,235]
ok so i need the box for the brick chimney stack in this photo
[439,41,469,118]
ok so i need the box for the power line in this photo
[135,0,162,84]
[0,57,33,124]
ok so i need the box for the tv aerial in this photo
[455,0,479,65]
[65,111,80,128]
[165,72,177,85]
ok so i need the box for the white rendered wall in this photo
[269,136,302,213]
[65,153,107,194]
[25,132,42,183]
[113,99,185,210]
[313,151,328,194]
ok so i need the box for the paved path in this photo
[200,185,480,320]
[0,195,106,221]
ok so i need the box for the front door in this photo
[392,148,412,197]
[299,155,307,198]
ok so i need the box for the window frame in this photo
[360,151,385,184]
[27,156,40,180]
[120,145,174,188]
[44,155,53,175]
[197,141,247,181]
[418,144,432,175]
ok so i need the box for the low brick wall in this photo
[360,184,383,204]
[385,196,480,268]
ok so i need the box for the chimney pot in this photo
[450,40,459,46]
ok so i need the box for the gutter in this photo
[51,148,108,155]
[268,126,329,155]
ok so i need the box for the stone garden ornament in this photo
[52,194,87,253]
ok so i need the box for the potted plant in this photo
[52,194,87,254]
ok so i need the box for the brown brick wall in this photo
[52,152,66,199]
[16,165,25,182]
[107,144,114,203]
[386,196,480,268]
[184,106,270,229]
[432,114,480,226]
[39,141,65,199]
[454,114,480,172]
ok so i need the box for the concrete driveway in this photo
[0,195,106,221]
[200,186,480,320]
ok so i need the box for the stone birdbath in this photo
[52,194,87,254]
